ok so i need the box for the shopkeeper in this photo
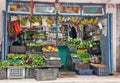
[29,34,36,43]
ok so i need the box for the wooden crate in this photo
[9,46,26,53]
[0,68,7,79]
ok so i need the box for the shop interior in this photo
[7,14,103,75]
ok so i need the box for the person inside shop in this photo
[69,26,77,39]
[12,31,24,46]
[29,34,36,43]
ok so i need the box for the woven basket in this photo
[0,68,7,79]
[35,68,58,81]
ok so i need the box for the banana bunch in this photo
[29,16,36,23]
[59,17,64,23]
[20,18,27,25]
[46,17,54,25]
[34,16,42,23]
[81,18,100,25]
[92,18,100,25]
[81,19,88,25]
[71,17,77,24]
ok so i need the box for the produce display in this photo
[27,42,44,46]
[0,61,12,68]
[42,45,58,52]
[32,54,45,67]
[7,54,27,66]
[20,17,27,25]
[46,17,54,25]
[29,16,42,23]
[68,37,94,48]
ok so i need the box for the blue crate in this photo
[76,68,93,75]
[94,67,109,76]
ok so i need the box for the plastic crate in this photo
[7,67,25,79]
[43,52,58,59]
[93,66,109,76]
[35,68,58,81]
[45,60,62,67]
[0,68,7,79]
[76,68,93,75]
[9,46,26,53]
[25,68,35,78]
[90,64,109,76]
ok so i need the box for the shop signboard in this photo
[82,6,104,16]
[58,6,83,15]
[34,3,55,14]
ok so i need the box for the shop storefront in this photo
[1,0,114,79]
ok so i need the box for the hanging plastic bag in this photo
[12,21,22,40]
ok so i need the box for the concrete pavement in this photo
[0,74,120,83]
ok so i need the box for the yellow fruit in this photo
[42,47,47,52]
[47,46,52,50]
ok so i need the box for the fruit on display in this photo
[29,16,42,23]
[29,16,35,23]
[59,17,64,23]
[42,45,58,52]
[34,16,42,23]
[71,17,78,23]
[7,54,27,61]
[46,17,54,25]
[20,17,27,25]
[81,18,100,25]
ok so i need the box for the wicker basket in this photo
[35,68,58,81]
[7,67,25,79]
[26,46,42,52]
[25,68,35,78]
[45,60,62,67]
[9,46,26,53]
[0,68,7,79]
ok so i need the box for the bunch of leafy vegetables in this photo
[0,61,12,68]
[68,37,94,48]
[32,54,45,67]
[26,54,45,67]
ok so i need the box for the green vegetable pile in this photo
[32,54,45,67]
[68,37,94,48]
[0,61,12,68]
